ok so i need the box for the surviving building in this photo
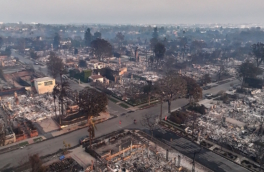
[34,77,55,94]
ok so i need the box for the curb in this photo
[0,115,117,155]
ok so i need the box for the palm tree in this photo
[57,74,71,124]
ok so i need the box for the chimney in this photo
[177,155,181,167]
[148,146,150,158]
[15,97,19,105]
[98,72,100,76]
[8,102,12,110]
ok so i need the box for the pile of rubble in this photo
[196,89,264,158]
[1,94,73,121]
[85,130,211,172]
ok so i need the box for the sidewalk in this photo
[0,113,116,154]
[0,135,46,153]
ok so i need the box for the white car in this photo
[205,93,212,98]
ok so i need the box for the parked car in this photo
[204,93,212,98]
[79,135,89,145]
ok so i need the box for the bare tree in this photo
[141,114,159,139]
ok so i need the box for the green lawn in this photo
[119,103,130,109]
[108,97,119,103]
[19,141,29,147]
[33,137,43,142]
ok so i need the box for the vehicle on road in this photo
[127,110,134,113]
[79,135,89,145]
[204,93,212,98]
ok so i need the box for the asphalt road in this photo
[1,50,246,171]
[12,50,48,75]
[152,129,248,172]
[0,93,248,171]
[0,98,188,170]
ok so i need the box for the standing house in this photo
[89,75,104,83]
[34,77,55,94]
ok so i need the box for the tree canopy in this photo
[157,72,187,113]
[201,74,211,85]
[30,51,38,60]
[79,59,87,68]
[84,28,92,46]
[78,88,108,117]
[182,76,202,103]
[93,31,102,40]
[47,51,64,79]
[53,33,60,49]
[74,48,78,55]
[252,42,264,67]
[90,38,112,60]
[116,32,125,42]
[154,42,166,62]
[152,27,159,39]
[237,60,262,84]
[0,37,3,48]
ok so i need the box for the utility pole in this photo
[192,148,202,172]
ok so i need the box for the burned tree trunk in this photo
[160,97,163,120]
[167,100,171,113]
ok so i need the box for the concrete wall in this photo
[30,130,38,137]
[15,134,26,142]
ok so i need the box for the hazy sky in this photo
[1,0,264,24]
